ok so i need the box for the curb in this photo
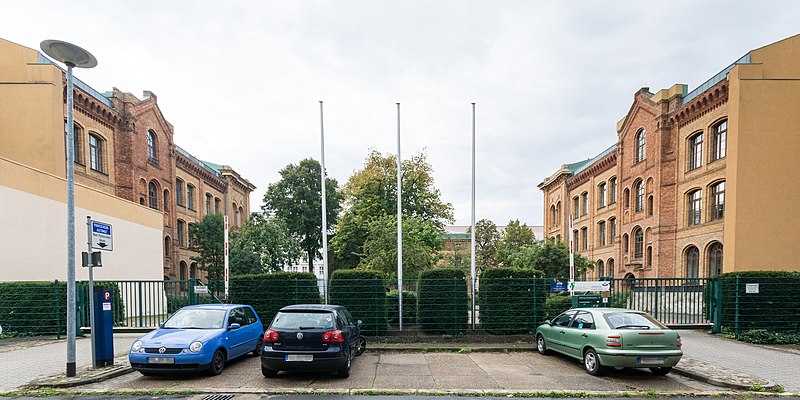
[672,366,777,391]
[28,364,134,388]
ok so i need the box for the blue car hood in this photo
[140,328,222,346]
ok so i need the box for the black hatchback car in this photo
[260,304,365,378]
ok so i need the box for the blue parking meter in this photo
[93,287,115,367]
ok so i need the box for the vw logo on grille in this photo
[158,347,166,354]
[296,332,304,340]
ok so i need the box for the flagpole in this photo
[470,103,477,330]
[569,213,575,295]
[396,103,403,331]
[320,101,329,304]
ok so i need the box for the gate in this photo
[610,277,719,329]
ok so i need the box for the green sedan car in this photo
[535,307,682,376]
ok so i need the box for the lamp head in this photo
[40,40,97,68]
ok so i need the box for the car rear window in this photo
[603,312,667,330]
[271,311,335,330]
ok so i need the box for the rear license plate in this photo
[148,357,175,364]
[637,357,664,365]
[285,354,313,362]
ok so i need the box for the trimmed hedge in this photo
[718,271,800,333]
[478,268,547,334]
[417,268,469,335]
[228,272,320,325]
[387,290,417,324]
[544,293,572,321]
[0,281,124,336]
[329,269,387,336]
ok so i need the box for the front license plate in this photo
[285,354,313,362]
[148,357,175,364]
[637,357,664,365]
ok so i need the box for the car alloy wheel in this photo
[252,337,263,356]
[583,348,602,376]
[354,336,366,356]
[536,334,549,355]
[208,349,226,376]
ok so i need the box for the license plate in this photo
[637,357,664,365]
[148,357,175,364]
[285,354,313,362]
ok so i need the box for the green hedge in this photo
[228,273,320,325]
[387,290,417,324]
[418,268,469,335]
[544,293,573,321]
[0,281,123,336]
[478,268,547,334]
[718,271,800,333]
[329,269,387,336]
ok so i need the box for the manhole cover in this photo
[202,395,235,400]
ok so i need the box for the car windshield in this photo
[271,311,335,330]
[604,312,667,330]
[163,309,226,329]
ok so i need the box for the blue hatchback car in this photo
[129,304,263,375]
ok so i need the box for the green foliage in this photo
[544,293,573,321]
[188,214,224,289]
[737,329,800,344]
[0,281,123,336]
[263,158,342,270]
[230,212,302,275]
[417,268,469,335]
[478,268,547,334]
[360,215,443,279]
[228,273,320,325]
[329,269,388,336]
[468,219,500,270]
[717,271,800,333]
[530,238,593,278]
[496,219,536,266]
[331,150,454,269]
[386,290,417,324]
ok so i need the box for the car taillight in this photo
[263,329,280,342]
[322,330,344,343]
[677,334,682,348]
[607,335,622,347]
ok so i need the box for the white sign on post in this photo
[194,285,209,294]
[745,283,759,294]
[569,281,611,292]
[90,221,113,251]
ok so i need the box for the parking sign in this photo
[91,221,113,251]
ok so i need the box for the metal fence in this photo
[609,278,715,327]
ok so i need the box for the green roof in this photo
[202,160,224,173]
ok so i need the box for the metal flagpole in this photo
[224,215,229,299]
[569,214,575,295]
[320,101,329,304]
[470,103,477,330]
[396,103,403,331]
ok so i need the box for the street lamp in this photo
[40,39,97,378]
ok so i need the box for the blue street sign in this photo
[91,221,113,251]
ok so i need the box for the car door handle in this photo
[581,333,588,338]
[560,330,565,334]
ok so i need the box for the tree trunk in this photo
[308,250,315,273]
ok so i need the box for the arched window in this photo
[623,188,630,209]
[708,242,723,276]
[646,246,652,267]
[688,189,702,226]
[609,177,617,204]
[148,181,159,210]
[598,220,606,246]
[177,220,185,247]
[623,233,629,254]
[163,189,170,212]
[176,178,185,206]
[187,184,195,210]
[688,131,703,170]
[238,206,244,226]
[573,196,579,217]
[556,202,561,225]
[68,122,84,165]
[609,217,616,244]
[635,180,645,212]
[607,259,615,278]
[550,205,557,227]
[580,227,588,250]
[633,227,643,259]
[205,193,212,215]
[598,182,607,208]
[581,192,589,216]
[597,260,605,278]
[636,129,646,163]
[214,197,221,214]
[190,262,197,279]
[179,261,187,280]
[712,120,727,161]
[88,133,105,173]
[647,195,654,216]
[711,181,725,221]
[147,130,158,164]
[164,236,171,258]
[685,246,700,278]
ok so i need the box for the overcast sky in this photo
[4,1,800,228]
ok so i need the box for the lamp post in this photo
[40,39,97,378]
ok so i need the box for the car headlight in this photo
[131,340,143,353]
[189,341,203,353]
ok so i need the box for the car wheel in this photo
[354,336,366,356]
[252,337,263,357]
[138,371,157,377]
[650,367,672,376]
[261,365,278,377]
[536,334,550,355]
[336,354,351,378]
[207,349,226,376]
[583,348,603,376]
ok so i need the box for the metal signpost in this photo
[224,215,229,299]
[85,216,111,369]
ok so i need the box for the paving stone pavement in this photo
[0,333,140,392]
[679,329,800,392]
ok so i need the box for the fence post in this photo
[654,279,659,320]
[138,281,144,327]
[54,280,61,339]
[734,276,740,339]
[532,277,537,326]
[711,278,722,333]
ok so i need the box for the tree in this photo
[497,219,536,266]
[263,158,342,270]
[188,214,224,289]
[359,215,443,279]
[229,212,302,275]
[467,219,500,271]
[528,238,593,278]
[331,150,454,269]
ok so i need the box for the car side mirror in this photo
[546,319,552,326]
[357,320,363,326]
[229,323,241,330]
[158,322,165,328]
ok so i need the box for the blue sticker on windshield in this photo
[578,323,584,329]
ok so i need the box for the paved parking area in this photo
[82,351,716,392]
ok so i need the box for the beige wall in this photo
[0,157,164,281]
